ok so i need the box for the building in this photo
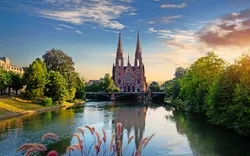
[112,33,147,92]
[0,57,24,74]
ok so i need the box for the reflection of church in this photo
[112,106,147,151]
[112,33,147,92]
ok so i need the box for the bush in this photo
[41,97,53,107]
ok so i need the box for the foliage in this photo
[179,52,225,112]
[10,72,23,95]
[99,73,119,93]
[23,58,48,99]
[75,77,86,100]
[86,83,102,92]
[0,68,12,95]
[17,123,155,156]
[41,97,54,107]
[149,81,160,92]
[42,48,75,73]
[42,49,78,101]
[164,80,173,98]
[45,71,68,104]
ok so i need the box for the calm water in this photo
[0,101,250,156]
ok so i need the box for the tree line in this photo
[165,51,250,136]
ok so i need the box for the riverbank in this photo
[0,97,85,121]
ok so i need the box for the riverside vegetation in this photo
[17,122,155,156]
[164,51,250,136]
[0,49,119,114]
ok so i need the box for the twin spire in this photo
[116,31,142,66]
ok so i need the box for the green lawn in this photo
[0,98,45,115]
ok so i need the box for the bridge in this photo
[86,91,166,102]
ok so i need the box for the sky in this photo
[1,0,250,83]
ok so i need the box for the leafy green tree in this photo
[164,80,173,98]
[179,52,225,112]
[75,76,86,100]
[46,71,68,104]
[99,73,119,93]
[86,83,102,92]
[42,49,77,101]
[10,72,23,95]
[23,58,48,99]
[42,49,75,73]
[149,81,160,92]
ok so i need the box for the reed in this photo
[16,122,155,156]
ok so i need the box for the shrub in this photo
[41,97,53,107]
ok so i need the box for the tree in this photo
[42,49,77,101]
[10,72,23,95]
[42,49,75,73]
[99,73,119,93]
[179,52,225,112]
[75,76,86,100]
[149,81,160,92]
[23,58,48,99]
[164,80,173,98]
[0,68,12,95]
[45,71,68,104]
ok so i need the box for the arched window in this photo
[118,59,122,66]
[137,59,140,66]
[137,79,140,84]
[118,79,121,84]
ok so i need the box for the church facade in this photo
[112,33,147,92]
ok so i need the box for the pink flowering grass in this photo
[17,123,155,156]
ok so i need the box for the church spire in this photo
[134,31,142,67]
[135,30,142,55]
[115,33,124,66]
[117,32,123,56]
[127,52,131,66]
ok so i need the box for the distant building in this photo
[87,80,101,86]
[0,57,24,74]
[112,33,147,92]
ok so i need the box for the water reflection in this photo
[0,102,250,156]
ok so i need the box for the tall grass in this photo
[17,123,155,156]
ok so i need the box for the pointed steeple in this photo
[127,52,131,66]
[135,30,142,55]
[115,32,124,66]
[117,32,123,56]
[134,30,143,67]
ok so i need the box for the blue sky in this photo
[1,0,250,83]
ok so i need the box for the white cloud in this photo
[21,0,135,30]
[162,15,182,23]
[148,21,154,24]
[148,27,157,33]
[75,30,82,34]
[54,27,63,31]
[58,24,75,29]
[161,3,187,8]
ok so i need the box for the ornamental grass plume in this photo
[17,122,155,156]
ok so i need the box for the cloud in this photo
[148,21,154,24]
[75,30,82,34]
[54,27,63,31]
[5,0,135,30]
[161,3,187,8]
[198,8,250,48]
[148,28,157,33]
[58,24,75,29]
[162,15,182,23]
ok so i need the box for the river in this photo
[0,101,249,156]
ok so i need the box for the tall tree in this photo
[0,68,11,95]
[42,49,77,101]
[45,71,68,104]
[23,58,48,99]
[75,76,86,100]
[179,52,225,112]
[42,49,75,73]
[10,72,23,95]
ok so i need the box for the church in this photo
[112,33,147,92]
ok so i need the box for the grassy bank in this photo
[0,97,85,120]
